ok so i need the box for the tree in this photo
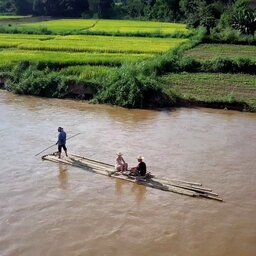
[58,0,89,17]
[14,0,33,14]
[126,0,145,18]
[33,0,58,16]
[0,0,15,13]
[148,0,170,21]
[232,7,256,35]
[33,0,89,17]
[98,0,114,18]
[180,0,223,32]
[163,0,182,21]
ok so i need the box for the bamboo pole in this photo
[35,133,81,156]
[42,153,222,201]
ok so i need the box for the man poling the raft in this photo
[56,127,68,159]
[35,130,81,157]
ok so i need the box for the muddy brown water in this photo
[0,91,255,256]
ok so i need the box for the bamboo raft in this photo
[42,152,223,202]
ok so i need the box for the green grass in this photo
[88,19,189,34]
[18,18,189,35]
[20,19,97,32]
[0,15,31,20]
[0,49,153,67]
[59,65,115,80]
[185,44,256,61]
[163,72,256,109]
[0,33,187,54]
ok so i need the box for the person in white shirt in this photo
[115,152,128,173]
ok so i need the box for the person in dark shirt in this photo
[131,156,147,176]
[56,127,68,158]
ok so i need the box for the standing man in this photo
[56,127,68,158]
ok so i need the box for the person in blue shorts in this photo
[56,127,68,158]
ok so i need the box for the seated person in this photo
[115,152,128,173]
[130,156,146,176]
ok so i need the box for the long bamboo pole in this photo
[35,133,81,156]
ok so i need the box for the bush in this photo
[205,27,256,45]
[6,62,68,97]
[201,58,256,74]
[94,64,174,107]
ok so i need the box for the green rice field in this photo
[88,19,188,34]
[19,19,189,35]
[164,72,256,107]
[0,49,153,67]
[0,15,30,20]
[185,44,256,61]
[21,19,97,33]
[0,31,187,67]
[0,34,187,54]
[59,65,115,80]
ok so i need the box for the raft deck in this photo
[42,152,223,202]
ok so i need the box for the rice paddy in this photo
[163,72,256,108]
[59,65,115,80]
[0,49,153,67]
[0,15,30,20]
[19,19,189,35]
[1,17,255,111]
[87,19,189,34]
[184,44,256,61]
[0,34,187,54]
[0,30,187,68]
[20,19,97,33]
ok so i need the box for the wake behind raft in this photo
[42,152,223,202]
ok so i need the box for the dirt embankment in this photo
[0,75,253,112]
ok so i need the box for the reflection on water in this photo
[0,91,256,256]
[115,179,146,204]
[115,179,125,195]
[131,183,146,204]
[58,163,69,190]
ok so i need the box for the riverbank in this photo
[1,77,255,112]
[0,18,255,112]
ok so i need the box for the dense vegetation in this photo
[0,0,255,33]
[0,0,255,111]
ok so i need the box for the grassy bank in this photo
[0,15,31,20]
[0,18,191,37]
[0,49,153,68]
[0,18,255,112]
[185,44,256,61]
[162,73,256,111]
[0,33,187,54]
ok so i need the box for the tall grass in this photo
[162,72,256,111]
[1,18,192,37]
[0,33,187,54]
[0,15,31,20]
[0,49,153,68]
[184,44,256,61]
[88,19,189,34]
[21,19,97,33]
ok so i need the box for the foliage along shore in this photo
[0,73,254,112]
[0,4,255,113]
[0,29,255,113]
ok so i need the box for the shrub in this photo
[6,62,68,97]
[94,64,174,107]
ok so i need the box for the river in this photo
[0,91,255,256]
